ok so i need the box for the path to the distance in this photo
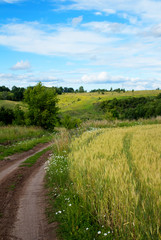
[0,142,51,184]
[0,143,58,240]
[11,163,58,240]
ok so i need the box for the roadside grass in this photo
[20,146,52,167]
[45,129,114,240]
[0,126,47,145]
[46,124,161,240]
[0,134,54,161]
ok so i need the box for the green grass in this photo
[46,129,114,240]
[58,90,161,120]
[20,146,52,167]
[0,134,54,161]
[0,100,27,111]
[0,126,47,145]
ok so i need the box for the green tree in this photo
[78,86,85,93]
[24,82,59,129]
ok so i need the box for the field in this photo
[58,90,161,120]
[0,100,27,111]
[1,90,161,121]
[67,124,161,239]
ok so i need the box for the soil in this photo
[0,143,58,240]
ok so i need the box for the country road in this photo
[0,143,58,240]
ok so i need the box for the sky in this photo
[0,0,161,91]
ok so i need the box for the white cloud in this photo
[0,22,108,56]
[11,60,31,70]
[81,72,136,84]
[94,12,102,16]
[57,0,161,23]
[72,16,83,27]
[0,72,62,88]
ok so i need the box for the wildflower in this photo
[86,228,89,230]
[69,204,72,206]
[98,231,101,234]
[104,233,107,236]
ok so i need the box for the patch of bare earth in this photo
[0,146,58,240]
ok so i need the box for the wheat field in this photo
[68,124,161,239]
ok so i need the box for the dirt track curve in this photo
[0,143,58,240]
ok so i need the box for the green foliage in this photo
[0,134,53,160]
[24,82,59,129]
[0,106,15,125]
[99,94,161,120]
[61,115,81,129]
[20,146,51,167]
[0,126,46,144]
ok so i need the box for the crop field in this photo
[68,124,161,239]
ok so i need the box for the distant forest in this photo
[0,85,126,101]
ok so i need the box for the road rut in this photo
[11,163,57,240]
[0,143,51,184]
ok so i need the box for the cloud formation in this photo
[11,60,31,70]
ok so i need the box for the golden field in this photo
[69,124,161,239]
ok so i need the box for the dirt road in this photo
[0,143,51,184]
[0,143,58,240]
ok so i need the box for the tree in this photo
[78,86,84,93]
[24,82,59,129]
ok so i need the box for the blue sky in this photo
[0,0,161,91]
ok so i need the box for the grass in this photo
[46,130,112,240]
[67,124,161,239]
[0,100,27,111]
[20,146,52,167]
[0,134,54,161]
[0,126,47,145]
[58,90,161,120]
[80,116,161,130]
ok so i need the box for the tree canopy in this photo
[24,82,59,129]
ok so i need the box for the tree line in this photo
[0,85,86,101]
[98,94,161,120]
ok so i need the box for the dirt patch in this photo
[0,150,58,240]
[0,142,51,168]
[0,142,51,184]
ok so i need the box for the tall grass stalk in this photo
[68,125,161,239]
[0,126,46,144]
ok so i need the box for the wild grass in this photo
[0,100,27,111]
[0,134,54,160]
[58,90,161,120]
[46,129,112,239]
[0,126,47,144]
[68,124,161,239]
[80,116,161,129]
[20,146,52,167]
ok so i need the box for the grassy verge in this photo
[45,129,113,240]
[20,146,52,167]
[0,126,47,145]
[0,134,54,161]
[46,125,161,240]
